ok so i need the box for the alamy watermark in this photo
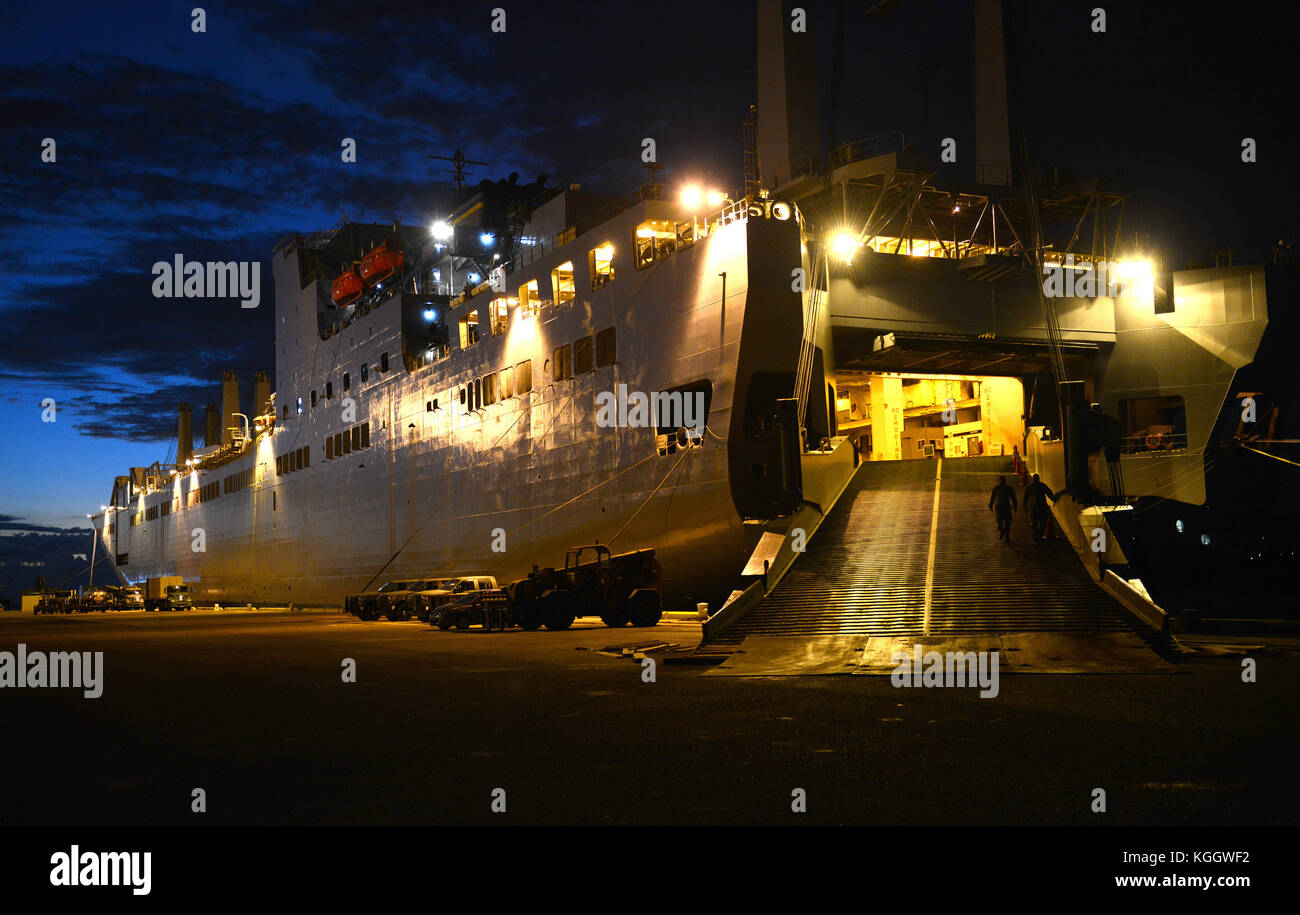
[0,644,103,698]
[891,645,1000,698]
[50,846,150,895]
[152,254,261,308]
[595,383,705,434]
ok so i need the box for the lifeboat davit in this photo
[331,265,364,308]
[360,241,405,287]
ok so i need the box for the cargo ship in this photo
[87,0,1298,621]
[90,182,822,609]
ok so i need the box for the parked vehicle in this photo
[106,586,145,611]
[78,587,115,613]
[412,576,500,622]
[346,579,430,621]
[433,589,512,631]
[562,544,663,627]
[144,577,192,611]
[428,546,663,632]
[34,589,78,614]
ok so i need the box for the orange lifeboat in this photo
[331,265,364,308]
[360,241,405,287]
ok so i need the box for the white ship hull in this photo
[94,197,810,609]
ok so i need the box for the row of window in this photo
[277,446,311,476]
[224,468,254,494]
[558,327,617,381]
[283,355,390,419]
[325,422,371,460]
[453,327,617,416]
[197,481,222,504]
[459,360,534,412]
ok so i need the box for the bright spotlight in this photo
[706,190,725,207]
[1112,258,1155,297]
[480,232,495,247]
[430,221,453,241]
[830,231,859,262]
[423,308,438,321]
[680,186,703,209]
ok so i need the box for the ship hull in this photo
[95,205,809,611]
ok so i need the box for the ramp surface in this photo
[709,456,1155,671]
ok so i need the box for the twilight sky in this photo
[0,0,1293,533]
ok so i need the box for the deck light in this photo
[431,221,453,241]
[706,190,726,207]
[423,308,438,321]
[480,232,495,247]
[680,186,703,209]
[830,230,859,262]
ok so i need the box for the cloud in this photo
[0,514,84,534]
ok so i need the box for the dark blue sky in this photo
[1,0,1294,534]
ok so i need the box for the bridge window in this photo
[589,243,614,289]
[325,380,334,399]
[360,364,368,383]
[460,309,481,348]
[635,220,677,269]
[551,261,575,308]
[499,366,514,399]
[310,390,317,408]
[350,427,360,452]
[343,372,350,392]
[517,360,532,394]
[483,372,497,406]
[326,436,334,459]
[574,335,593,375]
[380,352,390,372]
[596,327,616,367]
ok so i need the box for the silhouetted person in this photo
[1023,473,1058,542]
[988,475,1018,540]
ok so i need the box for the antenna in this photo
[429,149,488,197]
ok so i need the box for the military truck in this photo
[562,545,662,627]
[428,545,663,632]
[144,577,193,611]
[34,589,78,614]
[104,585,145,611]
